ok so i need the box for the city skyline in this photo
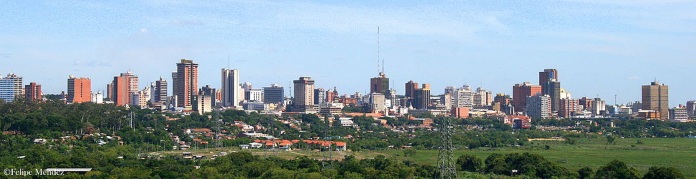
[1,1,695,107]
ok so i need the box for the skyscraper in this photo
[413,83,431,109]
[539,69,558,87]
[24,82,42,101]
[0,73,23,102]
[512,82,542,113]
[67,75,91,104]
[293,77,315,112]
[370,72,389,96]
[263,84,284,104]
[154,76,167,103]
[405,80,418,99]
[174,59,198,108]
[112,71,138,106]
[314,88,326,105]
[642,81,669,120]
[221,68,240,108]
[539,69,560,112]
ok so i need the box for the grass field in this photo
[164,137,696,178]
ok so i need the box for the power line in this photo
[438,118,457,179]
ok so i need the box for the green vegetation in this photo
[1,99,694,178]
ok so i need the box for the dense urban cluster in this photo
[1,59,694,178]
[1,60,693,123]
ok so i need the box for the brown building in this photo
[174,59,198,108]
[112,71,138,106]
[413,83,430,109]
[578,97,593,111]
[67,76,91,104]
[370,72,389,96]
[24,82,42,101]
[642,81,668,120]
[405,80,418,99]
[512,82,542,113]
[293,77,315,112]
[559,98,577,118]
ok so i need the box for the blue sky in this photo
[1,0,694,107]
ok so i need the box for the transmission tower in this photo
[438,118,457,179]
[215,109,223,148]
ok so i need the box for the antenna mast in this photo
[377,26,380,74]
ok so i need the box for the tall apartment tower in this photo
[24,82,42,101]
[642,81,669,120]
[314,88,326,105]
[414,84,431,109]
[453,85,473,108]
[539,69,560,112]
[67,75,91,104]
[263,84,284,104]
[512,82,542,113]
[0,73,23,102]
[370,72,390,96]
[112,71,138,106]
[174,59,198,108]
[221,68,241,108]
[526,94,551,119]
[293,77,315,112]
[152,77,167,103]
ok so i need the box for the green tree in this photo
[594,160,639,179]
[642,166,685,179]
[456,154,483,172]
[403,148,416,157]
[606,135,616,144]
[578,166,593,179]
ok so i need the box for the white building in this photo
[473,87,492,106]
[91,91,104,104]
[526,94,551,119]
[248,89,263,102]
[0,73,23,102]
[453,85,473,108]
[221,68,241,108]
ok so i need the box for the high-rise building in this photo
[174,59,198,108]
[369,93,386,113]
[512,82,542,113]
[263,84,284,104]
[642,81,669,120]
[327,87,338,103]
[559,98,577,118]
[526,94,551,119]
[370,72,390,96]
[453,85,473,108]
[200,85,217,107]
[221,68,240,108]
[413,84,431,109]
[154,77,167,103]
[493,93,513,114]
[67,75,91,104]
[248,89,263,102]
[539,69,560,112]
[546,80,561,112]
[130,86,150,107]
[314,88,326,105]
[111,71,138,106]
[592,98,606,115]
[106,83,114,101]
[473,87,493,107]
[91,91,104,104]
[293,77,315,112]
[405,80,419,99]
[669,107,688,122]
[0,73,23,103]
[578,97,593,111]
[24,82,42,102]
[538,69,558,87]
[686,101,696,117]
